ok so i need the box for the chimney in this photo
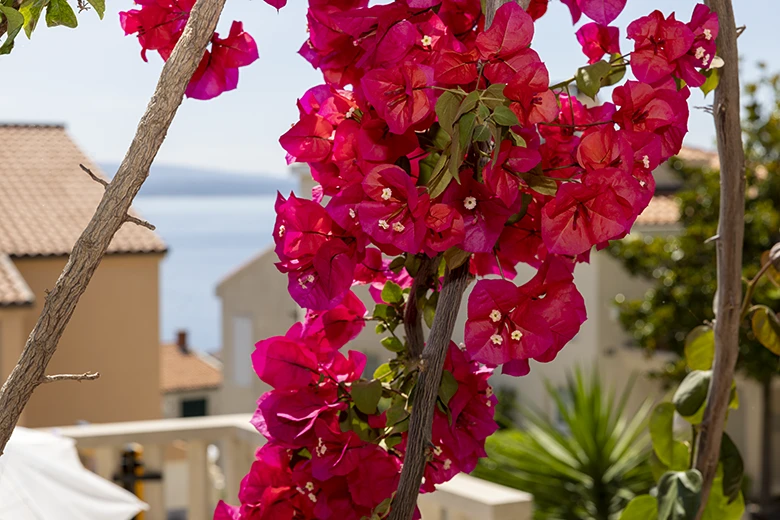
[176,330,189,354]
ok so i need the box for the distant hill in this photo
[100,163,298,197]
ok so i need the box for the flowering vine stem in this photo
[693,0,745,517]
[403,256,437,359]
[389,261,472,520]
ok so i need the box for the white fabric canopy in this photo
[0,427,148,520]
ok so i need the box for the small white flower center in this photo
[378,219,390,230]
[703,54,711,67]
[381,187,393,200]
[511,330,523,341]
[346,106,356,119]
[489,309,502,323]
[421,35,433,47]
[296,486,305,494]
[308,493,317,503]
[306,274,315,283]
[490,334,503,345]
[349,208,356,218]
[443,459,452,470]
[642,155,650,169]
[695,46,705,60]
[703,28,712,40]
[305,482,314,491]
[278,224,286,238]
[315,438,327,456]
[392,222,405,233]
[433,445,442,456]
[485,385,493,398]
[463,196,477,210]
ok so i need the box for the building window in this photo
[232,316,253,387]
[181,398,208,417]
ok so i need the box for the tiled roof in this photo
[636,195,681,226]
[0,124,166,257]
[160,344,222,393]
[0,254,34,306]
[676,146,720,169]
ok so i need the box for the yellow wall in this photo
[3,254,162,427]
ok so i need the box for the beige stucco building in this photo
[0,123,167,428]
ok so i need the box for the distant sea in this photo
[133,195,278,353]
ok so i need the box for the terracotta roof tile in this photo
[636,195,680,226]
[0,124,166,257]
[160,344,222,393]
[0,254,34,306]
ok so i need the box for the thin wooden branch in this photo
[125,215,156,231]
[693,0,745,517]
[404,256,436,359]
[41,372,100,384]
[389,262,472,520]
[0,0,228,455]
[80,164,109,188]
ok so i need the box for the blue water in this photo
[133,195,277,353]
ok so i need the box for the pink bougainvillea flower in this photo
[483,140,543,207]
[424,203,466,254]
[576,125,634,174]
[504,62,558,128]
[295,290,366,357]
[674,4,719,87]
[252,336,317,389]
[252,385,343,448]
[433,49,479,86]
[561,0,582,23]
[527,0,549,20]
[279,113,335,164]
[345,444,400,509]
[612,79,689,160]
[575,22,620,64]
[627,10,695,84]
[273,192,337,265]
[579,0,626,25]
[356,115,419,163]
[262,0,286,8]
[464,279,554,366]
[120,0,195,61]
[213,501,239,520]
[541,178,634,256]
[311,421,369,480]
[358,164,430,254]
[362,63,436,134]
[298,85,357,126]
[287,239,357,311]
[475,2,539,83]
[442,171,515,253]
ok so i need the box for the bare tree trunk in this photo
[693,0,746,517]
[387,3,532,519]
[0,0,227,455]
[760,377,774,511]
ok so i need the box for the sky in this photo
[0,0,778,178]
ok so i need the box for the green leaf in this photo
[521,172,558,196]
[575,60,611,99]
[673,370,711,417]
[454,90,480,121]
[86,0,104,18]
[751,305,780,355]
[719,433,744,504]
[473,123,491,142]
[702,474,744,520]
[620,495,658,520]
[427,153,452,199]
[701,68,720,97]
[761,249,780,288]
[372,304,393,320]
[438,370,458,407]
[381,281,404,304]
[476,103,490,122]
[444,247,470,270]
[601,54,626,87]
[45,0,77,28]
[373,363,395,383]
[384,434,403,450]
[381,336,405,353]
[351,380,382,415]
[492,105,519,127]
[19,0,46,38]
[657,470,703,520]
[0,6,24,54]
[651,403,686,468]
[685,325,715,370]
[423,291,438,328]
[458,112,477,151]
[388,256,406,274]
[386,400,409,433]
[480,83,506,109]
[436,91,461,134]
